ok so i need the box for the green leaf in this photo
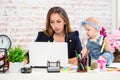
[7,46,26,63]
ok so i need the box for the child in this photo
[81,17,114,69]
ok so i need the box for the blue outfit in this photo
[86,36,114,66]
[35,31,82,58]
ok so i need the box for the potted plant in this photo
[7,46,27,72]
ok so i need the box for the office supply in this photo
[21,67,32,73]
[0,48,9,73]
[75,50,88,72]
[47,60,60,73]
[100,42,105,53]
[77,54,85,72]
[29,42,68,68]
[97,58,106,71]
[60,66,77,72]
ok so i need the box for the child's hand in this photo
[99,56,106,61]
[81,48,89,59]
[81,47,89,55]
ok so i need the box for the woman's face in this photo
[84,24,98,39]
[50,13,65,34]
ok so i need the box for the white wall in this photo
[0,0,117,49]
[117,0,120,27]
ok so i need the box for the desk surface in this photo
[0,63,120,80]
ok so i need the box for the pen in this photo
[100,36,106,53]
[75,50,85,71]
[100,42,105,53]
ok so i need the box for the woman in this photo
[35,6,82,65]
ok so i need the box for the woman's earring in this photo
[69,39,72,42]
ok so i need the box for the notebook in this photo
[29,42,68,67]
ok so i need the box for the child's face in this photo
[84,24,99,39]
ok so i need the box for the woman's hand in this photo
[24,59,29,64]
[68,57,78,65]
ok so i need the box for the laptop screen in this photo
[29,42,68,67]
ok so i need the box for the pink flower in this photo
[108,29,120,53]
[100,27,107,37]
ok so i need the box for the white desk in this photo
[0,63,120,80]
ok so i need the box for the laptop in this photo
[29,42,68,68]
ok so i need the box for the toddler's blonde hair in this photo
[86,17,101,29]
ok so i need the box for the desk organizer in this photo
[0,48,9,73]
[47,60,60,73]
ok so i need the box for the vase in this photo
[9,62,24,73]
[113,52,120,62]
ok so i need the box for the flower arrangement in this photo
[100,27,120,62]
[100,27,120,53]
[108,28,120,53]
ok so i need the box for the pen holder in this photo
[77,54,87,72]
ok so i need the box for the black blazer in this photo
[35,30,82,58]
